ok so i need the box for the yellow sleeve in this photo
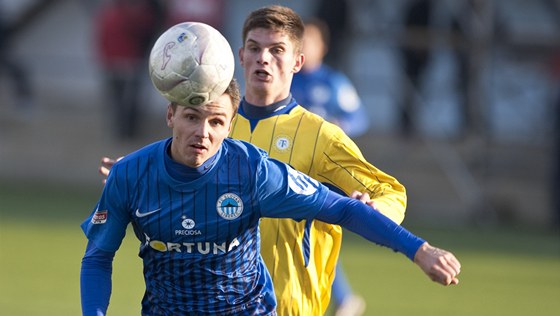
[314,124,406,224]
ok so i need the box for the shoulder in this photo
[112,139,167,173]
[223,138,268,159]
[118,139,165,162]
[295,106,346,131]
[291,106,347,134]
[290,105,324,122]
[288,106,351,145]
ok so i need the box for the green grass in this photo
[1,182,559,315]
[335,228,560,315]
[0,182,145,315]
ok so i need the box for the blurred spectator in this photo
[315,0,351,69]
[555,87,560,230]
[549,51,560,230]
[165,0,225,31]
[291,18,370,138]
[0,7,34,111]
[94,0,162,140]
[448,3,471,137]
[546,1,560,231]
[399,0,471,138]
[398,0,433,137]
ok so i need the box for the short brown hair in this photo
[171,79,240,115]
[225,78,241,115]
[242,5,305,54]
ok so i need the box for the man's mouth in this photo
[191,144,207,152]
[255,69,270,79]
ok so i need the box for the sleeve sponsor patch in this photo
[287,167,319,195]
[91,209,108,224]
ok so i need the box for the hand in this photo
[414,242,461,286]
[350,190,376,209]
[98,156,122,184]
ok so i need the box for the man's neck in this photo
[241,95,293,119]
[244,90,291,107]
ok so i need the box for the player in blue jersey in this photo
[91,6,463,316]
[291,18,370,138]
[81,76,461,315]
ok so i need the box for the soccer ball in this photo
[149,22,235,106]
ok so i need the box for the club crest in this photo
[274,135,292,152]
[217,193,243,220]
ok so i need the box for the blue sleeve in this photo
[80,241,115,316]
[315,191,425,261]
[256,158,329,220]
[80,165,131,253]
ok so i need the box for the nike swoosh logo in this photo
[135,208,161,218]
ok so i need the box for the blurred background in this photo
[0,0,559,315]
[1,0,560,228]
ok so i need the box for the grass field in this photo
[1,182,559,315]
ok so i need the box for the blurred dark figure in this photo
[448,1,471,138]
[315,0,350,69]
[94,0,162,140]
[548,0,560,232]
[399,0,433,137]
[550,52,560,230]
[0,8,34,110]
[165,0,226,31]
[399,0,471,138]
[555,90,560,230]
[292,18,370,139]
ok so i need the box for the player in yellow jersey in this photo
[100,5,406,316]
[233,7,405,315]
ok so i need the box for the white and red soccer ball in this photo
[149,22,235,106]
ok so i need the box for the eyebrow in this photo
[211,112,229,118]
[185,106,229,118]
[246,38,287,47]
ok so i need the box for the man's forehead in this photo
[182,101,233,116]
[246,28,292,44]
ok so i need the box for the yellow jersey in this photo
[229,98,406,316]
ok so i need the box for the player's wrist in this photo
[413,241,430,263]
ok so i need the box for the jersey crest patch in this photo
[287,167,319,195]
[273,135,292,152]
[217,193,243,220]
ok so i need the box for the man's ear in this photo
[293,53,305,73]
[238,47,244,66]
[228,112,238,134]
[166,104,174,127]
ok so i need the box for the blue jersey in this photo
[81,138,329,315]
[291,64,370,138]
